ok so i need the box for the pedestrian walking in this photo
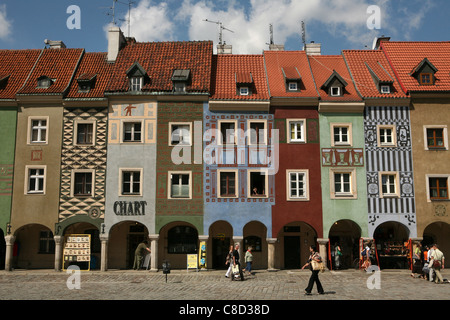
[334,243,342,270]
[302,245,324,295]
[429,244,445,284]
[410,242,422,278]
[361,241,372,271]
[225,244,234,278]
[133,240,151,270]
[231,243,244,281]
[244,246,253,275]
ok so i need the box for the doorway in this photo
[284,236,300,269]
[212,237,230,269]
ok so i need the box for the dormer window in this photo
[411,58,437,86]
[126,62,149,92]
[0,74,10,89]
[77,73,97,93]
[380,85,391,94]
[321,70,347,98]
[282,67,301,92]
[172,69,190,94]
[37,76,53,89]
[330,86,341,96]
[239,87,249,96]
[130,77,143,92]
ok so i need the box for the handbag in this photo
[432,260,441,268]
[311,259,325,273]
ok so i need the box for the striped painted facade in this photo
[364,106,417,238]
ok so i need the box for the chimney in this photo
[107,26,126,63]
[304,41,321,55]
[217,43,232,54]
[372,36,390,50]
[44,39,66,49]
[269,44,285,51]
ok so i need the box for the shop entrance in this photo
[374,221,410,269]
[284,236,301,269]
[329,219,361,270]
[212,237,230,269]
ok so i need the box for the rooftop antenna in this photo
[301,20,306,48]
[203,19,234,45]
[101,0,118,25]
[118,0,136,37]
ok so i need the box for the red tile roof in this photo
[211,54,269,101]
[17,48,84,95]
[66,52,113,99]
[106,41,213,94]
[343,50,407,99]
[308,55,362,101]
[381,41,450,93]
[0,49,42,99]
[264,51,318,98]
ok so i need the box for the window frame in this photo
[248,169,269,198]
[27,116,49,145]
[330,86,341,97]
[239,86,249,96]
[287,119,306,143]
[129,76,143,92]
[377,124,397,147]
[218,120,238,145]
[380,85,391,94]
[286,169,309,201]
[38,230,55,254]
[168,171,192,199]
[25,165,46,195]
[119,168,143,196]
[74,120,96,146]
[169,122,192,146]
[423,125,448,150]
[426,175,450,201]
[288,82,298,91]
[71,169,95,197]
[247,119,267,145]
[217,169,238,198]
[379,172,400,198]
[121,120,143,143]
[331,123,353,146]
[419,73,433,85]
[330,168,357,199]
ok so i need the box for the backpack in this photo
[361,248,368,257]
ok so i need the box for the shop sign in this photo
[113,201,147,216]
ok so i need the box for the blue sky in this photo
[0,0,448,54]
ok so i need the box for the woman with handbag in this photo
[301,245,325,295]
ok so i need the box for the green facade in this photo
[0,108,17,234]
[319,112,368,238]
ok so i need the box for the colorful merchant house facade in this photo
[381,41,450,260]
[344,49,415,269]
[9,45,84,270]
[263,50,323,269]
[308,54,367,269]
[204,53,273,270]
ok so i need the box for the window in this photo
[39,230,55,254]
[239,87,249,96]
[29,118,48,144]
[426,128,445,149]
[332,123,352,146]
[219,121,237,145]
[330,86,341,96]
[218,170,237,198]
[287,170,309,201]
[169,122,191,146]
[380,85,391,94]
[73,171,93,196]
[169,172,191,199]
[380,172,399,198]
[248,120,266,145]
[26,166,45,194]
[377,125,396,147]
[428,177,449,200]
[130,77,143,91]
[37,76,52,89]
[120,169,142,196]
[330,168,356,199]
[287,119,306,143]
[123,121,142,142]
[75,122,94,145]
[419,73,432,85]
[167,226,198,254]
[288,82,298,91]
[248,170,268,198]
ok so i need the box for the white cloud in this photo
[0,4,13,40]
[108,0,434,54]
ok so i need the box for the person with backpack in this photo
[361,241,372,271]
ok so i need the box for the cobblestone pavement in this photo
[0,268,448,302]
